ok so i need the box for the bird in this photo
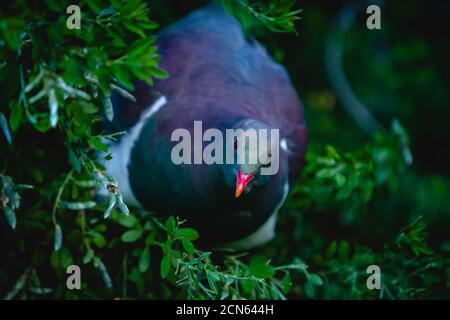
[103,4,307,250]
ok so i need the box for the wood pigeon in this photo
[104,5,307,250]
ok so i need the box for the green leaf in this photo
[83,250,94,264]
[139,247,151,273]
[60,201,97,210]
[103,193,116,219]
[4,206,17,229]
[116,193,129,215]
[14,184,34,190]
[90,231,106,248]
[149,66,169,79]
[9,100,22,132]
[136,20,158,30]
[48,88,58,128]
[123,20,146,38]
[54,224,63,251]
[281,273,292,294]
[95,259,113,288]
[270,283,286,299]
[143,221,153,231]
[102,95,114,121]
[98,6,116,17]
[50,247,73,269]
[160,255,171,279]
[88,137,108,153]
[145,232,156,245]
[338,240,350,262]
[117,214,138,228]
[0,112,12,144]
[326,241,337,258]
[335,173,346,188]
[308,274,323,286]
[207,274,217,293]
[316,168,337,179]
[68,147,82,172]
[176,228,199,241]
[181,239,195,256]
[121,229,142,242]
[241,279,254,294]
[249,255,275,278]
[165,216,176,235]
[111,65,134,90]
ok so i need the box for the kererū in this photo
[103,5,307,250]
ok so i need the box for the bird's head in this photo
[226,119,280,198]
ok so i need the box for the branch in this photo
[324,2,383,136]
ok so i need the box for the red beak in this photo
[235,169,254,198]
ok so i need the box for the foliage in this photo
[221,0,302,34]
[1,0,449,300]
[289,120,412,223]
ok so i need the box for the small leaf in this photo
[96,259,113,288]
[181,239,195,256]
[143,221,153,231]
[326,241,337,258]
[83,250,94,264]
[308,274,323,286]
[54,224,63,251]
[176,228,199,241]
[282,273,292,294]
[117,214,138,228]
[74,180,97,188]
[339,240,350,261]
[68,147,82,172]
[88,137,108,153]
[102,95,114,121]
[4,206,17,229]
[149,67,169,79]
[121,229,142,243]
[111,65,134,90]
[249,255,275,278]
[98,6,116,17]
[60,201,97,210]
[123,20,146,37]
[241,279,254,294]
[50,247,72,269]
[137,20,158,30]
[335,173,346,188]
[90,231,107,248]
[9,100,22,132]
[48,88,58,128]
[207,274,217,293]
[29,287,53,295]
[145,232,156,245]
[14,184,34,190]
[165,216,176,235]
[116,193,129,215]
[0,112,12,144]
[103,193,116,218]
[160,255,171,279]
[139,247,150,273]
[316,168,337,179]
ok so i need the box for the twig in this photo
[52,169,74,226]
[324,2,382,136]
